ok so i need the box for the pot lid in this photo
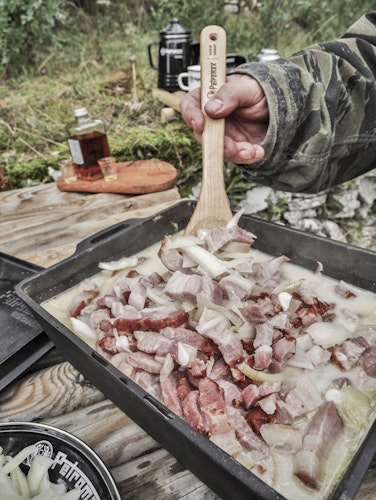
[160,18,190,36]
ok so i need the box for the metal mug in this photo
[177,64,201,92]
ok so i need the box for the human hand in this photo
[180,73,268,164]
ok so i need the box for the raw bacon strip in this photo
[226,407,267,452]
[160,374,183,418]
[293,402,344,490]
[114,309,188,332]
[134,330,173,354]
[126,351,163,374]
[182,390,208,434]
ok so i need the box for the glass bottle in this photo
[67,107,111,180]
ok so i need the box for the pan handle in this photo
[75,218,141,253]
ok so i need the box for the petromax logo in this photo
[208,61,218,98]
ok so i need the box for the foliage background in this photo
[0,0,374,199]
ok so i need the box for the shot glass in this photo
[58,159,77,183]
[98,156,118,182]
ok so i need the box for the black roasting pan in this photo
[0,252,53,391]
[15,199,376,499]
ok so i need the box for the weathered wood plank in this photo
[111,448,219,500]
[43,399,159,468]
[0,361,104,421]
[0,182,180,262]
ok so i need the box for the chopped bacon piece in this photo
[158,235,184,272]
[198,378,225,413]
[182,390,208,434]
[251,255,290,289]
[254,345,273,370]
[330,336,369,371]
[176,377,192,401]
[293,402,344,490]
[69,290,99,317]
[334,284,356,298]
[134,330,173,354]
[198,226,256,253]
[164,270,223,304]
[241,383,260,410]
[361,346,376,377]
[160,374,183,417]
[226,407,267,452]
[126,351,163,374]
[97,335,118,355]
[245,407,273,435]
[272,336,296,362]
[253,322,275,349]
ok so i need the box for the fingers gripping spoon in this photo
[184,26,232,236]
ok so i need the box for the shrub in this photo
[0,0,66,76]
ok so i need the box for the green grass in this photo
[0,1,372,202]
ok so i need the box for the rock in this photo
[358,177,376,206]
[287,193,327,211]
[283,209,317,225]
[330,190,361,218]
[294,218,324,235]
[239,186,273,214]
[321,220,347,242]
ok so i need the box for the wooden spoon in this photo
[184,25,232,236]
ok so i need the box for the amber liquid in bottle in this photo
[67,108,111,181]
[69,131,111,180]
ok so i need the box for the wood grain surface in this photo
[57,160,178,195]
[0,182,374,500]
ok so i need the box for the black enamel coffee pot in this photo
[148,18,199,92]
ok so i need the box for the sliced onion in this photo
[98,255,138,271]
[306,322,350,348]
[182,245,228,278]
[177,342,197,368]
[274,279,305,294]
[165,235,202,249]
[70,317,97,339]
[226,208,246,228]
[278,292,292,312]
[146,287,174,307]
[237,362,288,382]
[1,445,36,475]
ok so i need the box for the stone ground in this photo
[235,170,376,252]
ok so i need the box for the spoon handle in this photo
[185,25,232,235]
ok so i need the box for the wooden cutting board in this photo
[57,159,178,194]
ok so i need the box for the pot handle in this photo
[147,42,159,70]
[75,218,141,253]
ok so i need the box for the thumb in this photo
[204,74,264,118]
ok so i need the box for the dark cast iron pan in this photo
[15,199,376,500]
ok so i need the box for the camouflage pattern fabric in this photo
[232,12,376,193]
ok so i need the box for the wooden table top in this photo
[0,182,374,499]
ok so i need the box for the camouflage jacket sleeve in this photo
[232,12,376,193]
